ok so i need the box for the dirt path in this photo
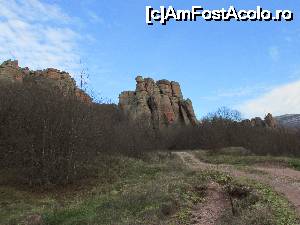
[175,151,300,218]
[190,182,230,225]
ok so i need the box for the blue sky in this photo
[0,0,299,119]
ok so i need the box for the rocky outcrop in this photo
[264,113,277,129]
[24,68,76,95]
[243,113,277,129]
[250,117,265,127]
[0,60,92,104]
[119,76,198,129]
[0,60,25,82]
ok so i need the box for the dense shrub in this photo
[164,117,300,156]
[0,83,158,185]
[1,84,300,186]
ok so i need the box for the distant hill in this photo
[275,114,300,129]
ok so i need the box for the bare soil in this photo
[190,182,230,225]
[175,151,300,224]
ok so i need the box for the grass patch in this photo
[41,155,213,225]
[1,151,299,225]
[0,153,208,225]
[194,148,300,171]
[218,177,299,225]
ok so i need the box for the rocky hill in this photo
[275,114,300,129]
[119,76,198,129]
[0,60,92,104]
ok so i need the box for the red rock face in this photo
[165,111,176,124]
[75,89,92,104]
[119,76,198,129]
[0,60,92,104]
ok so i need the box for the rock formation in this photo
[250,117,266,127]
[119,76,198,129]
[0,60,25,82]
[0,60,92,104]
[242,113,277,129]
[264,113,277,129]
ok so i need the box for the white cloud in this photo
[199,84,271,101]
[269,46,280,61]
[238,80,300,118]
[0,0,81,75]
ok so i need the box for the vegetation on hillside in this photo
[194,147,300,171]
[1,81,300,224]
[166,107,300,156]
[1,153,298,225]
[0,82,159,185]
[1,82,300,186]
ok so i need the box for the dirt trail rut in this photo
[175,151,300,216]
[190,182,229,225]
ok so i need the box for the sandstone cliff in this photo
[0,60,92,104]
[119,76,198,129]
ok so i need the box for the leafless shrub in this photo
[0,82,159,185]
[164,107,300,156]
[1,88,299,187]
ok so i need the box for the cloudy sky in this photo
[0,0,299,119]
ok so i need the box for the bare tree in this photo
[205,106,242,122]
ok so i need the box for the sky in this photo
[0,0,299,119]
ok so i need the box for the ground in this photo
[176,150,300,224]
[1,150,300,225]
[176,150,300,215]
